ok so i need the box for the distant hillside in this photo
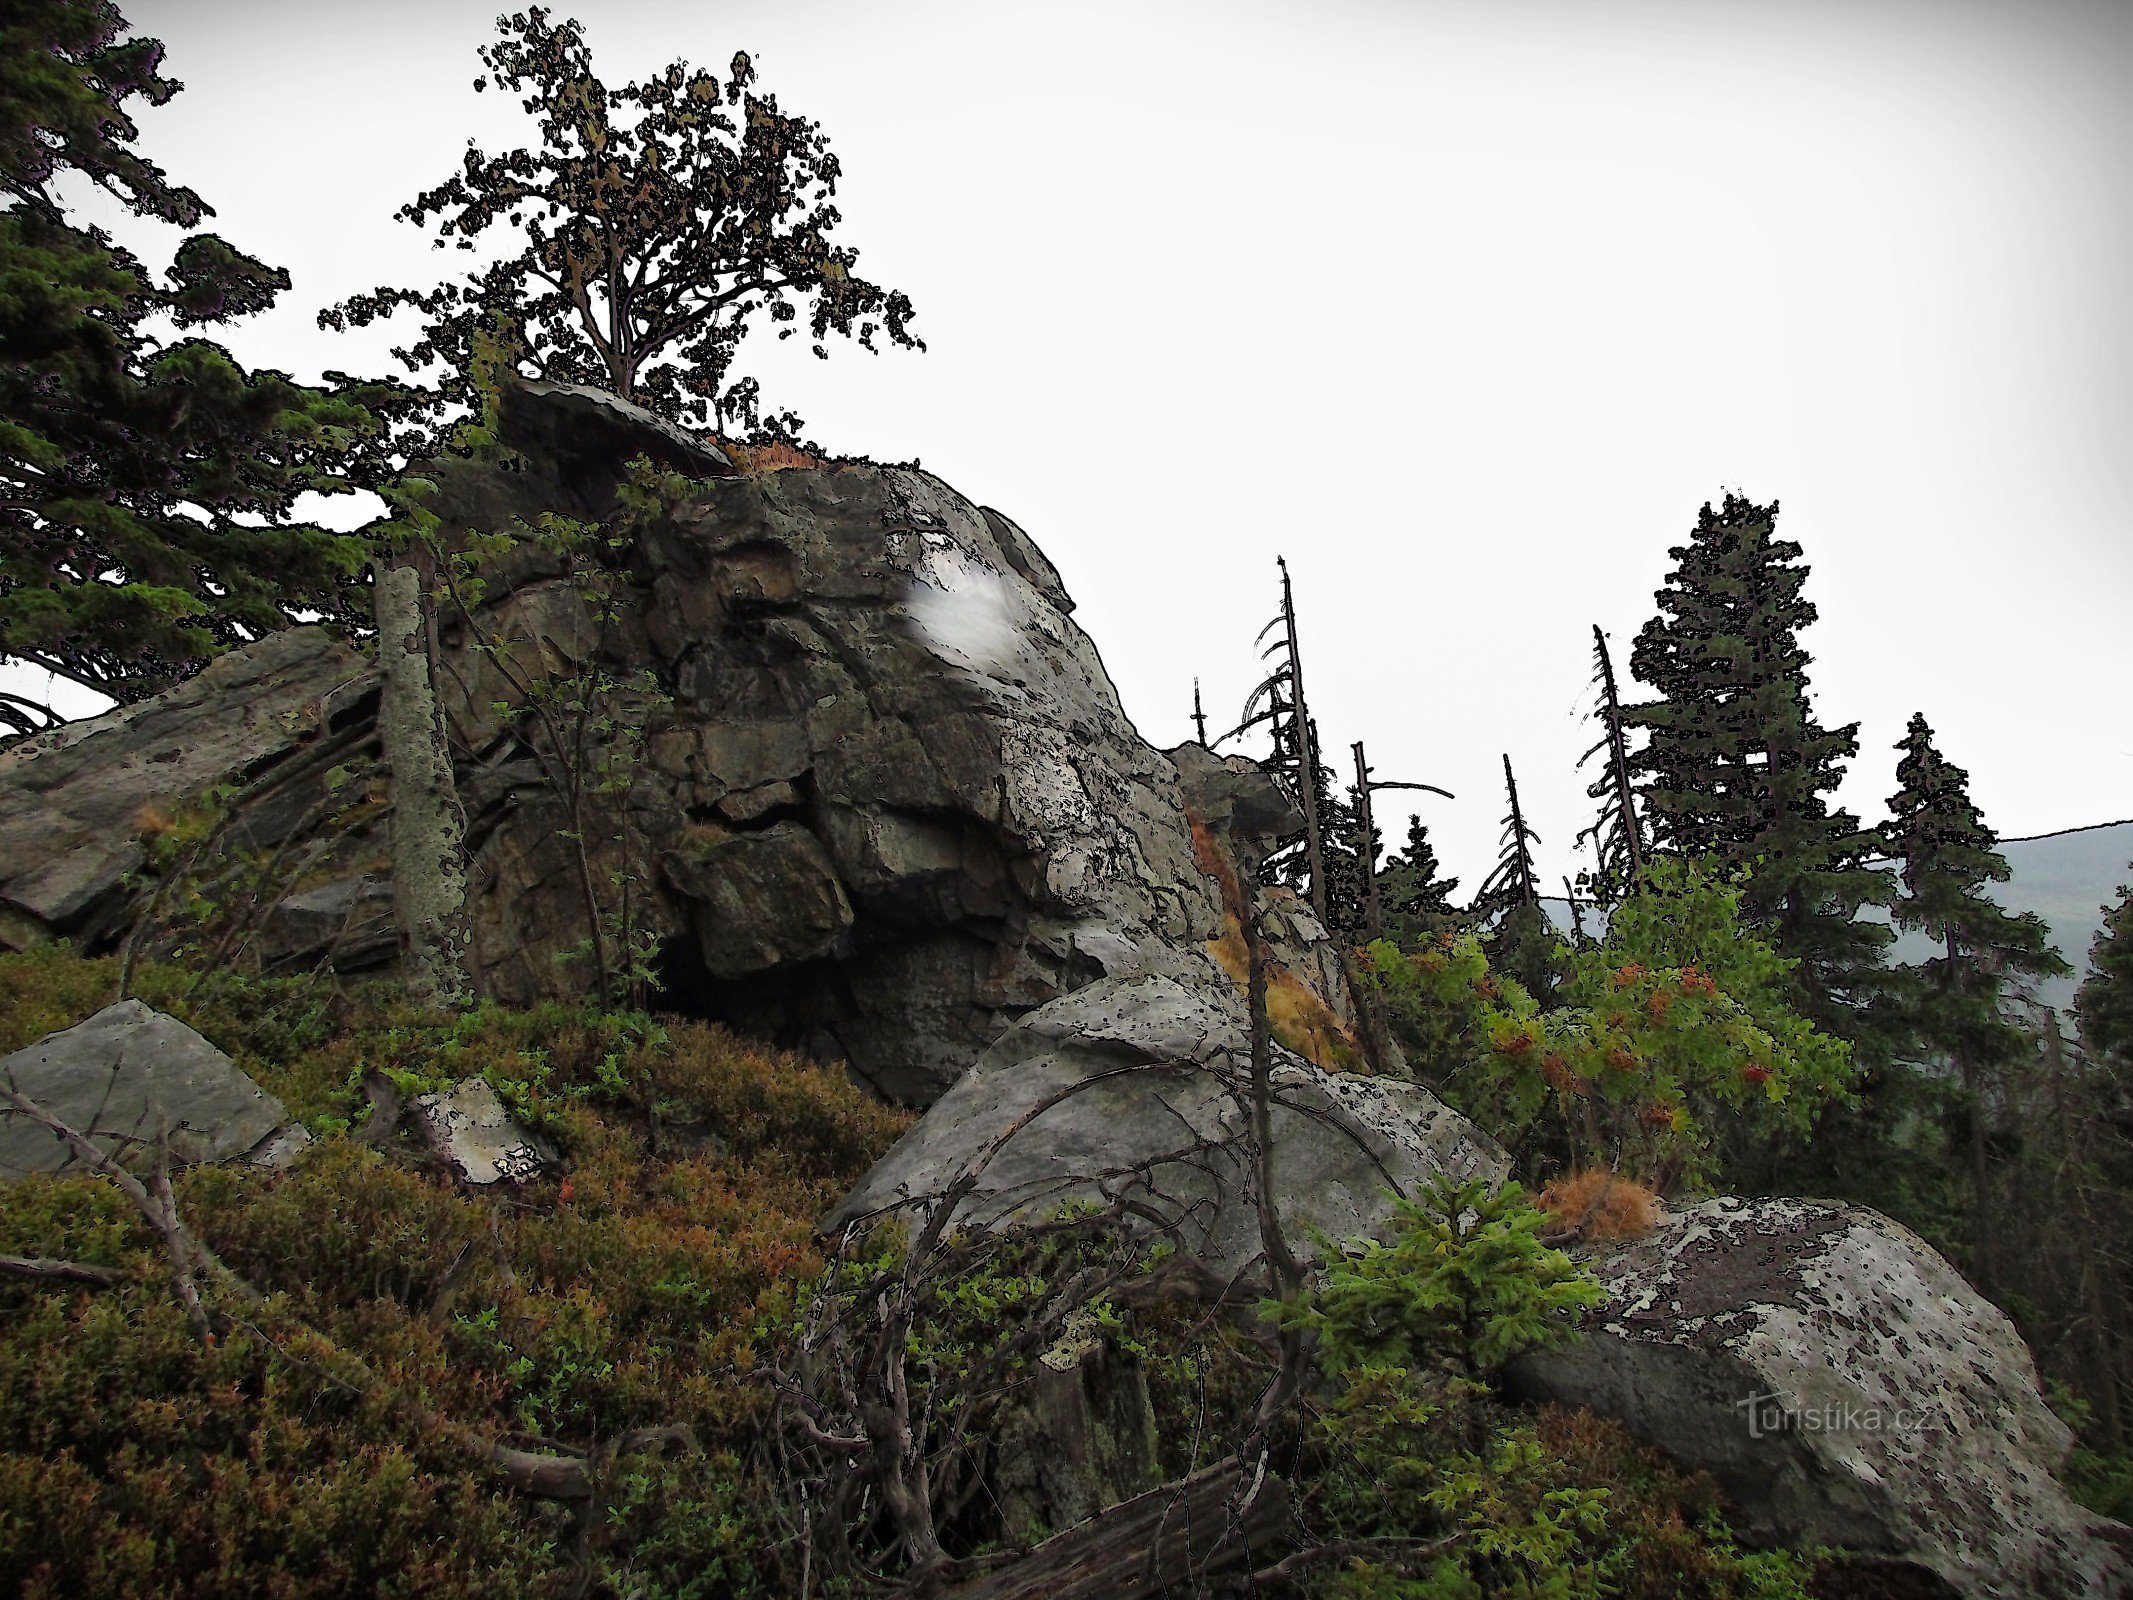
[1537,818,2133,1021]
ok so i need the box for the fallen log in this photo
[928,1455,1291,1600]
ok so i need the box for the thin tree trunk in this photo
[1949,936,1993,1294]
[2045,1011,2123,1449]
[374,558,474,1009]
[1592,625,1644,886]
[1503,755,1537,907]
[1279,560,1328,926]
[1353,742,1382,942]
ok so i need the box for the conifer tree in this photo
[322,9,920,441]
[1882,713,2069,1289]
[1574,624,1645,905]
[1375,816,1462,951]
[1623,493,1893,1027]
[2078,873,2133,1072]
[1382,817,1461,916]
[1269,723,1361,935]
[0,0,407,721]
[1474,754,1558,1002]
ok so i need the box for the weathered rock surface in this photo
[410,1077,553,1186]
[0,1000,308,1175]
[0,379,1261,1103]
[1509,1196,2133,1600]
[825,974,1507,1281]
[0,629,376,951]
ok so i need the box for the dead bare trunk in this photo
[928,1458,1289,1600]
[373,557,474,1009]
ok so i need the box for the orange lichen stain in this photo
[1539,1168,1660,1241]
[1187,812,1363,1074]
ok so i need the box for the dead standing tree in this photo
[1575,625,1646,904]
[1476,753,1542,917]
[1221,558,1328,924]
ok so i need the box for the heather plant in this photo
[0,947,906,1598]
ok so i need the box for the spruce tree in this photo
[1267,724,1362,936]
[2078,873,2133,1071]
[0,0,407,720]
[1376,815,1462,950]
[1881,713,2069,1289]
[1474,754,1559,1002]
[1623,492,1893,1027]
[1574,624,1646,905]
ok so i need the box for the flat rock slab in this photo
[825,974,1508,1283]
[0,1000,303,1175]
[1510,1196,2133,1600]
[0,628,372,942]
[411,1077,554,1186]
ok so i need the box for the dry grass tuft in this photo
[1539,1167,1660,1242]
[707,435,828,474]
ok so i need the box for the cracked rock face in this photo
[1509,1196,2133,1600]
[0,383,1242,1104]
[415,390,1233,1102]
[825,974,1509,1282]
[0,629,375,954]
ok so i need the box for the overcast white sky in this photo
[35,0,2133,894]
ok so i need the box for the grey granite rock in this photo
[1510,1196,2133,1600]
[0,1000,302,1175]
[825,974,1508,1282]
[0,382,1258,1104]
[0,628,374,948]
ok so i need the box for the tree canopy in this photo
[1623,493,1892,1027]
[2077,874,2133,1069]
[321,8,922,442]
[0,0,404,723]
[1880,712,2068,1071]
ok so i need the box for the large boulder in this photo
[0,1000,307,1176]
[825,973,1508,1281]
[1509,1196,2133,1600]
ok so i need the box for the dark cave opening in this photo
[647,930,848,1069]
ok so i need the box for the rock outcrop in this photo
[0,1000,308,1176]
[826,973,1506,1282]
[0,379,1366,1105]
[1510,1197,2133,1600]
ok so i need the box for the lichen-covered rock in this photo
[1509,1196,2133,1600]
[824,974,1508,1281]
[0,1000,306,1175]
[410,1077,553,1187]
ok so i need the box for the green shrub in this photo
[1272,1177,1810,1598]
[1363,858,1856,1189]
